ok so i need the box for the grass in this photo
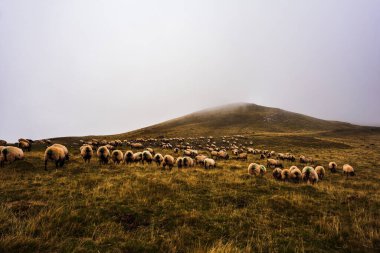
[0,132,380,252]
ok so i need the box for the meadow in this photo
[0,132,379,252]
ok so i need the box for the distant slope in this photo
[109,103,362,139]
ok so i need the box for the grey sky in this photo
[1,0,380,142]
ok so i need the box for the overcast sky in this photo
[1,0,380,142]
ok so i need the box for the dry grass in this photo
[0,132,379,252]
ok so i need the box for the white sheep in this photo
[314,166,326,180]
[176,157,184,168]
[302,166,319,184]
[0,146,24,167]
[343,164,355,177]
[80,145,93,163]
[281,168,291,181]
[133,152,143,163]
[248,163,267,176]
[124,150,134,165]
[272,168,282,180]
[183,157,194,168]
[97,146,110,165]
[153,153,164,167]
[329,162,338,173]
[111,150,124,164]
[52,144,69,160]
[163,155,175,169]
[142,150,153,164]
[290,167,302,183]
[267,159,283,169]
[204,158,216,169]
[44,146,65,170]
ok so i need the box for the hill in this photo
[111,103,361,139]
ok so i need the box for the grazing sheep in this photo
[80,145,93,163]
[315,166,326,180]
[300,156,314,164]
[97,146,110,165]
[343,164,355,177]
[272,168,282,180]
[260,154,266,160]
[153,153,164,167]
[195,155,207,165]
[176,157,184,168]
[290,167,302,183]
[18,140,31,152]
[111,150,124,164]
[267,159,283,169]
[217,150,229,160]
[329,162,338,173]
[142,150,153,164]
[130,143,144,149]
[124,150,134,165]
[183,157,194,168]
[248,163,267,176]
[133,152,143,163]
[210,150,218,159]
[204,158,216,169]
[146,148,155,155]
[163,155,175,169]
[0,146,24,167]
[281,169,291,181]
[302,166,319,184]
[237,152,248,160]
[52,144,69,161]
[0,140,6,146]
[44,146,65,170]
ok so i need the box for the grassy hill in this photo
[110,103,362,139]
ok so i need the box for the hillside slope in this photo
[112,103,358,139]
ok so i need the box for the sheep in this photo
[18,140,31,152]
[183,157,194,168]
[272,168,282,180]
[300,156,314,164]
[163,155,175,169]
[236,152,248,160]
[0,146,24,167]
[124,150,134,165]
[302,166,319,184]
[176,157,184,168]
[314,166,326,180]
[267,159,283,169]
[142,150,153,164]
[204,158,216,169]
[153,153,164,167]
[343,164,355,177]
[130,143,144,149]
[111,150,123,164]
[210,150,218,159]
[133,152,143,163]
[290,167,302,183]
[80,145,93,163]
[217,150,229,160]
[195,155,207,165]
[146,148,155,155]
[52,144,69,160]
[329,162,338,173]
[281,168,291,181]
[97,146,110,165]
[0,140,6,146]
[44,146,65,170]
[248,163,267,176]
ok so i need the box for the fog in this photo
[1,0,379,142]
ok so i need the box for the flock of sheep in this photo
[0,136,356,184]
